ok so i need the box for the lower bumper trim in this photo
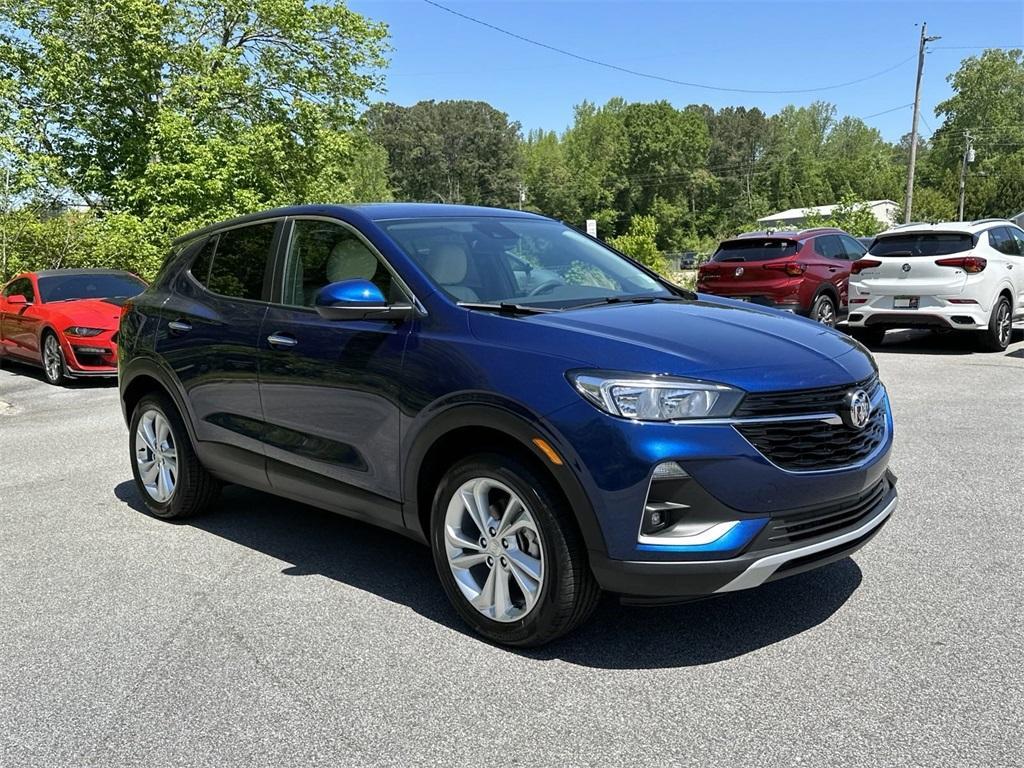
[714,496,896,592]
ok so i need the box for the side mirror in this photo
[6,294,27,306]
[313,279,413,321]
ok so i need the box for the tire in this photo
[41,331,67,386]
[129,393,219,520]
[811,294,837,327]
[430,453,600,647]
[851,327,886,347]
[977,295,1012,352]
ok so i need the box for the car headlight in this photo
[65,326,104,337]
[569,371,743,421]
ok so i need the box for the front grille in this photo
[734,375,880,418]
[766,478,890,545]
[735,405,886,471]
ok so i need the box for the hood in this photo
[45,297,125,330]
[469,298,876,393]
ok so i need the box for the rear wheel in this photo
[129,393,219,519]
[41,332,67,386]
[978,295,1012,352]
[811,294,837,327]
[431,453,600,647]
[851,327,886,347]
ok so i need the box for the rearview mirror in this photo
[6,294,27,306]
[313,279,413,321]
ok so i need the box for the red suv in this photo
[696,228,867,326]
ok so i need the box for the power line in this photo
[422,0,917,95]
[860,103,914,120]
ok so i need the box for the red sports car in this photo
[0,269,147,385]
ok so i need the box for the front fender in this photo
[401,397,608,555]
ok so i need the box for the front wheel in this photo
[41,332,67,386]
[129,393,219,519]
[431,454,600,647]
[978,295,1012,352]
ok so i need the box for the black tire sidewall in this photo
[129,394,192,520]
[986,296,1012,351]
[429,454,582,647]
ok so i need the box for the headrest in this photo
[429,243,469,284]
[326,239,378,283]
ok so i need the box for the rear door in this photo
[155,220,280,475]
[859,232,975,297]
[809,234,848,304]
[256,216,413,527]
[1005,226,1024,313]
[989,227,1024,312]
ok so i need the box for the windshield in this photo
[38,273,147,303]
[377,217,672,309]
[869,233,974,257]
[712,239,798,262]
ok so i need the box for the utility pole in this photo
[957,130,975,221]
[903,22,941,223]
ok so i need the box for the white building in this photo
[757,199,899,230]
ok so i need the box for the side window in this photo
[204,223,275,300]
[813,235,844,259]
[4,278,34,302]
[991,227,1023,256]
[1008,227,1024,256]
[840,235,867,260]
[282,220,401,307]
[189,235,218,286]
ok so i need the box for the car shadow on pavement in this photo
[114,480,862,670]
[864,328,1024,356]
[0,357,117,387]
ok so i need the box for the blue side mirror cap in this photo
[313,279,413,322]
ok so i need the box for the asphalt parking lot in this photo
[1,330,1023,768]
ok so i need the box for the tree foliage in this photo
[363,100,523,207]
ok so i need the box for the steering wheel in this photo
[527,279,563,297]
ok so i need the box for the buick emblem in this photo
[901,263,911,273]
[843,389,872,430]
[734,266,745,277]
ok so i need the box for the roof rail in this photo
[888,221,931,230]
[971,218,1010,226]
[796,226,840,236]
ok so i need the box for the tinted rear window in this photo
[38,273,146,302]
[191,223,275,300]
[869,233,974,257]
[712,239,799,263]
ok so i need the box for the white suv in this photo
[847,219,1024,351]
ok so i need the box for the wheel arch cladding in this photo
[405,408,607,555]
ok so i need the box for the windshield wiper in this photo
[458,302,556,316]
[567,294,692,311]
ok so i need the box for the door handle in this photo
[167,320,192,334]
[267,333,298,349]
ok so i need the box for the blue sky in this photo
[348,0,1024,142]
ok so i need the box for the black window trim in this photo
[182,217,285,305]
[267,214,425,316]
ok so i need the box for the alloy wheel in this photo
[135,409,178,503]
[997,301,1011,347]
[43,335,63,382]
[443,477,545,623]
[816,299,836,327]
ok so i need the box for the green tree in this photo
[364,100,523,207]
[607,214,666,273]
[0,0,391,274]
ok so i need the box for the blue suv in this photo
[118,204,897,646]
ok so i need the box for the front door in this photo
[257,217,412,528]
[0,277,40,360]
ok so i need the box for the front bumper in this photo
[591,484,896,602]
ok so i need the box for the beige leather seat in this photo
[326,238,379,283]
[426,243,478,301]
